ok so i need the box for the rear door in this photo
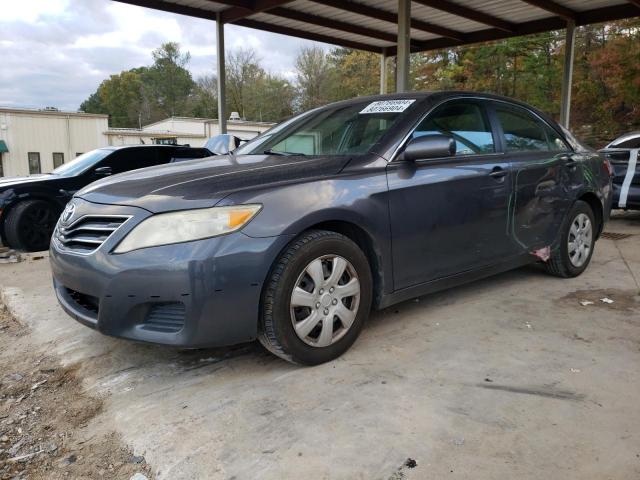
[387,99,514,290]
[489,101,574,252]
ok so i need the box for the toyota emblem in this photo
[61,202,76,225]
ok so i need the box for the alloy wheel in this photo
[568,213,592,268]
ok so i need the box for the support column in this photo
[560,20,576,128]
[216,13,227,134]
[396,0,410,93]
[380,49,388,94]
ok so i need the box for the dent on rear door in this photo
[508,152,569,250]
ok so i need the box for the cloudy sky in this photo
[0,0,326,111]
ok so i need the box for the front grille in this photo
[141,303,186,333]
[54,216,129,254]
[66,288,99,314]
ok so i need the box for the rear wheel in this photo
[259,230,372,365]
[4,200,58,251]
[546,200,596,278]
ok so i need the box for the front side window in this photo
[494,104,564,152]
[28,152,41,174]
[53,152,64,169]
[412,101,495,156]
[237,100,412,156]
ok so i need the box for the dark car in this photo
[0,145,213,251]
[50,92,613,365]
[599,131,640,209]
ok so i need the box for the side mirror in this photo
[403,134,456,162]
[94,166,112,176]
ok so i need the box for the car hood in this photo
[76,154,351,212]
[0,175,54,189]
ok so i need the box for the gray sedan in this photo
[50,92,613,364]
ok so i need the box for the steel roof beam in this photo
[520,0,577,21]
[412,0,516,32]
[309,0,465,42]
[234,18,383,52]
[219,0,295,23]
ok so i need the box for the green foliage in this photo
[295,46,333,110]
[146,42,195,118]
[80,69,147,128]
[410,20,640,146]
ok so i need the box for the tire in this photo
[546,200,596,278]
[258,230,373,365]
[4,200,59,252]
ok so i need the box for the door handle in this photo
[489,167,507,179]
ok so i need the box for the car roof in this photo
[319,90,552,115]
[101,144,185,152]
[607,131,640,147]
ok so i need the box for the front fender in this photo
[219,171,393,297]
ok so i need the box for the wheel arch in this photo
[306,220,385,308]
[577,191,604,238]
[0,194,63,245]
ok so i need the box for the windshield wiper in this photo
[263,149,306,156]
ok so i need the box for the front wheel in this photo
[546,200,596,278]
[259,230,372,365]
[3,200,59,252]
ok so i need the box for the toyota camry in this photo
[50,92,613,365]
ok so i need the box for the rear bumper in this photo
[50,199,293,348]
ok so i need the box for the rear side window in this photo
[494,104,567,152]
[544,125,570,151]
[412,101,495,156]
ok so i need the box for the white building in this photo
[104,117,274,147]
[0,108,275,178]
[0,108,109,177]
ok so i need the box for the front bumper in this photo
[50,198,292,348]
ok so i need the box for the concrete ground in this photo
[1,212,639,479]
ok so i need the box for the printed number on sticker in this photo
[360,99,416,114]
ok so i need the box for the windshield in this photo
[51,149,112,176]
[235,99,414,156]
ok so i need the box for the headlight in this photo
[113,204,261,253]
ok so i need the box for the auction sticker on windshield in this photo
[360,99,415,114]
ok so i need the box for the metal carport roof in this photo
[114,0,639,54]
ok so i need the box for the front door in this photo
[387,99,514,291]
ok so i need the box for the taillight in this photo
[603,158,614,177]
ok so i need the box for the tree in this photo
[225,48,264,120]
[295,46,333,110]
[327,48,380,100]
[145,42,195,118]
[80,69,146,128]
[191,75,218,119]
